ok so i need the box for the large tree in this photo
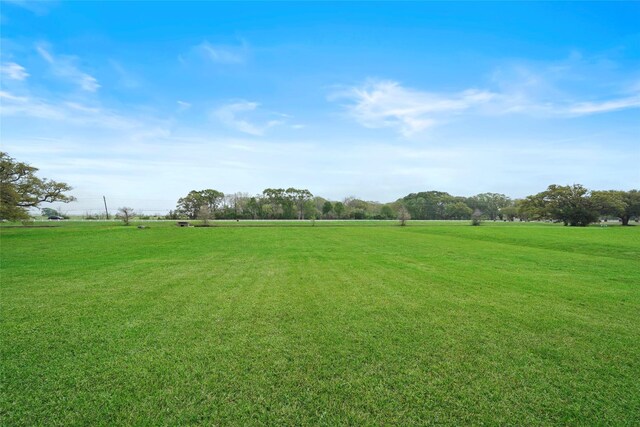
[176,189,224,220]
[200,189,225,217]
[402,191,462,220]
[380,205,395,219]
[592,189,640,226]
[0,152,75,221]
[466,193,512,220]
[286,188,313,219]
[500,205,519,222]
[261,188,312,219]
[444,201,473,220]
[176,190,205,219]
[262,188,288,218]
[322,201,333,218]
[224,192,249,219]
[516,196,546,221]
[525,184,599,226]
[246,196,261,219]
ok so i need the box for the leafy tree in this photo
[444,202,473,220]
[322,201,333,217]
[177,191,204,219]
[500,205,518,222]
[260,188,313,219]
[303,199,318,220]
[517,196,546,221]
[402,191,464,220]
[403,195,427,219]
[247,197,261,219]
[262,188,287,218]
[176,189,224,219]
[333,202,345,219]
[528,184,599,226]
[352,209,366,220]
[338,197,388,219]
[287,188,313,219]
[466,193,511,220]
[622,190,640,225]
[200,189,225,217]
[592,189,640,226]
[0,152,75,221]
[224,192,249,219]
[380,205,394,219]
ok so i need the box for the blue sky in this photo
[1,1,639,213]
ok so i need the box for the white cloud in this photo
[567,95,640,115]
[214,101,262,135]
[190,41,248,64]
[3,131,636,215]
[0,91,28,102]
[3,0,56,15]
[213,100,287,136]
[177,100,191,111]
[0,90,141,129]
[333,74,640,136]
[0,90,65,120]
[36,43,100,92]
[488,56,640,117]
[332,80,496,136]
[0,62,29,80]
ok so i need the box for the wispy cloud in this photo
[0,62,29,80]
[331,80,496,136]
[0,90,65,120]
[567,95,640,115]
[213,100,287,136]
[333,71,640,136]
[36,43,100,92]
[177,100,191,111]
[185,41,248,65]
[488,54,640,117]
[3,0,57,15]
[4,131,635,214]
[0,90,140,129]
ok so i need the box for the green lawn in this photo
[1,221,639,425]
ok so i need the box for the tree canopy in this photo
[516,184,626,226]
[0,152,75,221]
[592,190,640,226]
[176,189,225,219]
[171,184,638,226]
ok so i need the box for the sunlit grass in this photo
[2,222,639,425]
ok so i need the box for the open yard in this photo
[1,221,639,425]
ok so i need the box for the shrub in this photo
[471,209,483,226]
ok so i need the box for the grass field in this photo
[1,221,639,425]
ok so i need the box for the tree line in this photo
[166,184,639,226]
[1,152,638,226]
[401,187,640,226]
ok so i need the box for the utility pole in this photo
[103,196,110,219]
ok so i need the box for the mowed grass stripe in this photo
[403,223,640,261]
[1,223,639,425]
